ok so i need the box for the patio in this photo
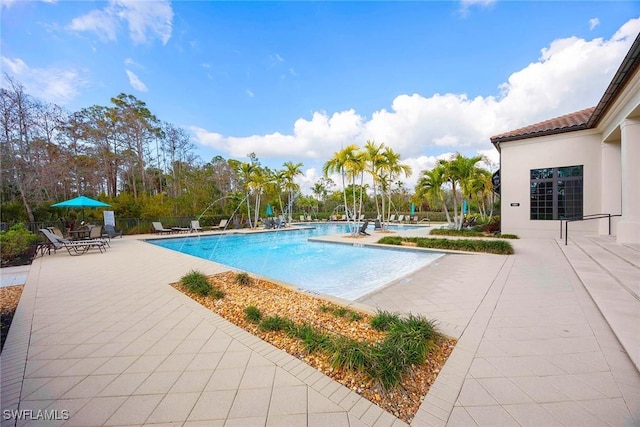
[0,229,638,426]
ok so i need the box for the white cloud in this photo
[192,18,640,189]
[124,57,143,68]
[246,89,255,97]
[459,0,496,16]
[125,69,148,92]
[589,18,600,30]
[1,56,86,105]
[0,0,18,9]
[114,0,173,45]
[67,8,118,41]
[66,0,173,45]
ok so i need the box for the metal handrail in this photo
[561,213,622,245]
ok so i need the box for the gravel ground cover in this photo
[1,284,23,352]
[173,271,455,423]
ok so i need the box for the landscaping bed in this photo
[173,271,455,423]
[378,236,514,254]
[1,285,23,352]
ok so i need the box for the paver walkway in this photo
[360,238,640,426]
[1,229,639,426]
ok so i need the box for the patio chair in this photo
[300,215,306,222]
[396,215,404,223]
[210,219,228,230]
[374,219,383,231]
[359,220,370,236]
[388,214,396,222]
[102,224,123,239]
[85,225,110,247]
[152,222,173,234]
[190,220,203,232]
[40,229,106,255]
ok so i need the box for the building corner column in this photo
[617,119,640,245]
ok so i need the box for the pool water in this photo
[148,223,443,301]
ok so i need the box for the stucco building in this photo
[491,33,640,246]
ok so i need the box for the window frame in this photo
[530,165,583,221]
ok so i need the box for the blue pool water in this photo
[148,223,443,301]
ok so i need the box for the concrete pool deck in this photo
[1,226,638,426]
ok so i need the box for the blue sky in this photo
[2,1,639,192]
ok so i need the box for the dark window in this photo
[530,165,583,220]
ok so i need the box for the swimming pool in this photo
[148,223,443,301]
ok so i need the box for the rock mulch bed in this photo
[1,285,23,352]
[173,271,455,423]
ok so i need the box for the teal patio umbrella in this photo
[266,203,273,217]
[411,202,415,216]
[52,195,111,220]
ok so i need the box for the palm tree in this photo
[416,165,451,224]
[364,140,385,220]
[323,144,359,228]
[380,146,412,227]
[282,161,303,224]
[439,153,485,229]
[344,149,366,231]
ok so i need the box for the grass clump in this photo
[496,233,519,239]
[328,336,370,371]
[370,310,401,331]
[318,304,363,322]
[259,315,294,332]
[235,271,253,285]
[429,228,485,237]
[289,323,331,353]
[181,270,211,296]
[244,305,262,323]
[378,236,514,255]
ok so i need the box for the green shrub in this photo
[250,309,442,391]
[348,311,363,322]
[289,323,331,353]
[328,336,371,371]
[244,305,262,323]
[429,228,485,237]
[235,272,253,285]
[368,340,407,389]
[378,236,514,255]
[496,233,519,239]
[370,310,400,331]
[210,288,226,299]
[180,270,211,296]
[259,315,294,332]
[318,304,363,322]
[0,224,40,266]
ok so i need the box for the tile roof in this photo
[490,107,596,143]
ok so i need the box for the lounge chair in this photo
[306,215,313,221]
[152,222,173,234]
[40,228,106,255]
[85,225,110,247]
[210,219,228,230]
[359,220,370,236]
[171,224,190,233]
[388,214,396,222]
[396,215,404,223]
[374,219,383,231]
[102,224,123,239]
[190,220,203,232]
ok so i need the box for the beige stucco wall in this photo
[499,129,603,238]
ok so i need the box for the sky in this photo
[2,0,639,194]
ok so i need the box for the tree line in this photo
[1,75,496,229]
